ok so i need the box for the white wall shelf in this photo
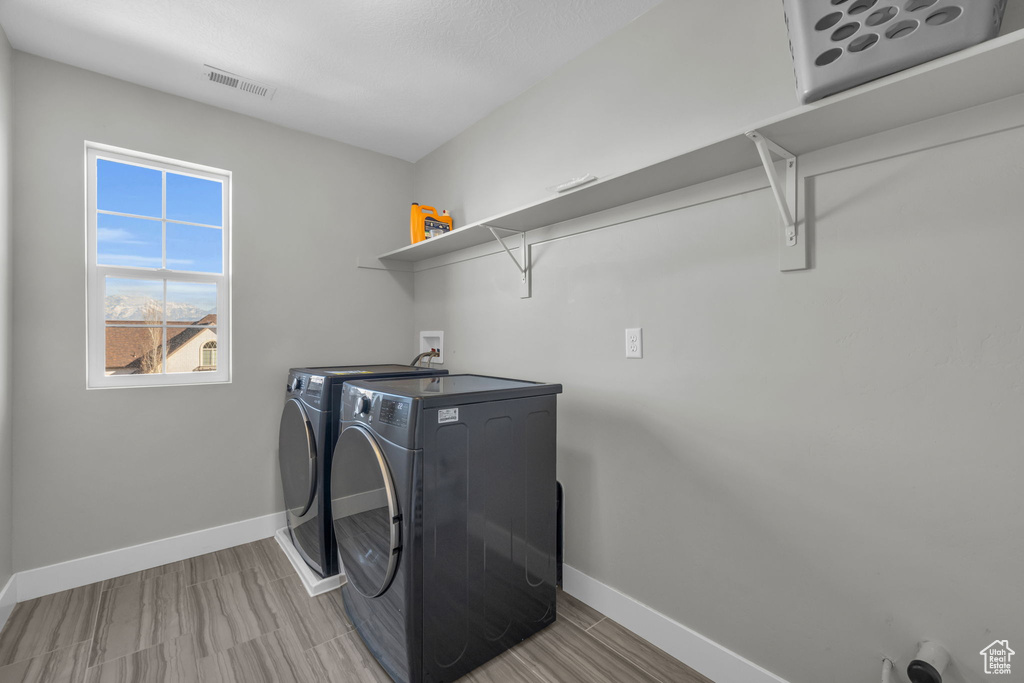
[375,29,1024,275]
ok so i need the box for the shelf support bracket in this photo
[485,225,531,298]
[746,130,808,271]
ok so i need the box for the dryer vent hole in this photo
[866,7,898,25]
[905,0,937,10]
[832,22,860,40]
[927,6,963,25]
[849,0,878,15]
[886,19,919,38]
[816,12,844,30]
[816,47,844,65]
[849,33,879,51]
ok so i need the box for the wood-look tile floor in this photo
[0,539,712,683]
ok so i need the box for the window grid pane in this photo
[96,163,224,270]
[167,172,223,226]
[166,222,224,274]
[104,275,217,377]
[104,325,164,375]
[90,147,228,387]
[97,159,162,218]
[96,214,162,269]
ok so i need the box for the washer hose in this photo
[410,350,439,367]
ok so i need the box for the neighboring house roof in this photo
[105,315,217,369]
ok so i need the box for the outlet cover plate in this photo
[625,328,642,359]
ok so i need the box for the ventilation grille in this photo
[203,66,276,100]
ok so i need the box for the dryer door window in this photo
[333,425,401,598]
[278,398,317,518]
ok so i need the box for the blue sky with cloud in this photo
[98,159,223,316]
[97,159,223,273]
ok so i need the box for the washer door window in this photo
[278,398,317,518]
[334,425,401,598]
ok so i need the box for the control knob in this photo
[355,395,371,416]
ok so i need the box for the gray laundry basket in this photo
[783,0,1006,103]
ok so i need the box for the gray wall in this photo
[411,3,1024,683]
[412,1,798,224]
[11,54,415,571]
[0,26,13,589]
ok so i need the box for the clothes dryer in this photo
[332,374,561,683]
[278,364,447,578]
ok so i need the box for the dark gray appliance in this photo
[278,364,447,578]
[332,374,562,683]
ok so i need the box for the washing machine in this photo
[332,374,562,683]
[278,364,447,578]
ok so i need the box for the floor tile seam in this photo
[295,623,356,653]
[266,589,329,651]
[603,646,671,683]
[301,644,329,683]
[192,624,299,679]
[247,549,282,577]
[82,588,106,668]
[88,622,198,671]
[577,620,675,683]
[0,638,80,672]
[90,579,192,668]
[255,554,297,582]
[185,563,258,588]
[104,566,187,592]
[505,644,548,682]
[195,621,291,662]
[82,585,104,644]
[0,645,51,670]
[306,629,352,654]
[0,603,26,662]
[253,569,288,624]
[583,615,606,632]
[82,636,155,674]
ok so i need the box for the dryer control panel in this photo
[306,375,325,396]
[286,372,326,410]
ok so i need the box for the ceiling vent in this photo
[203,66,276,100]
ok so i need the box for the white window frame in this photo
[85,143,232,388]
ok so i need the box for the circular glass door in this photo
[333,425,401,598]
[278,398,317,517]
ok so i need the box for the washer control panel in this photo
[379,398,410,427]
[344,385,418,447]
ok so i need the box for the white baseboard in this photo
[0,574,16,631]
[11,488,389,605]
[16,511,286,601]
[1,508,784,683]
[562,564,790,683]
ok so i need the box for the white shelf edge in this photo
[377,29,1024,264]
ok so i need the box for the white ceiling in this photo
[0,0,662,161]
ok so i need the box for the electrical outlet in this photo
[625,328,643,359]
[418,330,444,364]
